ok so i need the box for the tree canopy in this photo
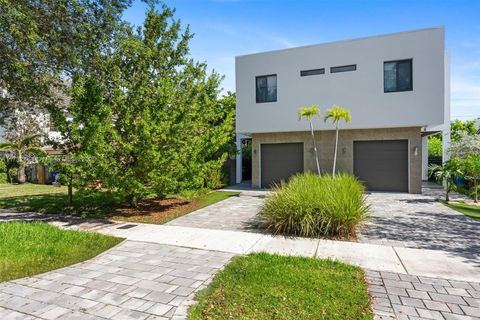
[428,119,479,158]
[451,119,478,142]
[0,0,131,123]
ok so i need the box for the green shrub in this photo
[0,161,7,184]
[0,160,6,173]
[0,173,7,184]
[8,168,18,183]
[259,172,370,238]
[179,188,210,200]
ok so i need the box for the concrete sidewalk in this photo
[55,221,480,283]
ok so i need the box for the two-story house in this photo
[235,27,450,193]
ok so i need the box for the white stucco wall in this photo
[236,27,446,134]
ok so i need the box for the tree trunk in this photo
[309,120,321,175]
[445,181,449,202]
[475,178,478,203]
[17,150,26,184]
[67,174,73,206]
[333,124,339,177]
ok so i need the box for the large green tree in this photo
[62,3,234,204]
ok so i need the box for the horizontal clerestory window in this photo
[300,68,325,77]
[330,64,357,73]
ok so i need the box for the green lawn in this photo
[0,183,68,197]
[0,183,124,218]
[189,253,373,320]
[0,221,122,282]
[0,184,238,223]
[196,191,238,208]
[441,200,480,221]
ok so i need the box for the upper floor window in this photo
[300,68,325,77]
[384,59,412,93]
[256,74,277,103]
[330,64,357,73]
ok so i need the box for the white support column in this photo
[235,135,243,184]
[443,128,451,162]
[421,135,428,181]
[443,50,451,163]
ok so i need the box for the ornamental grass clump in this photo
[259,172,370,238]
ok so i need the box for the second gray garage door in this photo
[261,143,304,188]
[353,140,408,192]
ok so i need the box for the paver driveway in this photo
[0,241,234,320]
[166,190,266,232]
[358,192,480,262]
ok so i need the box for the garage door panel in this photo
[354,140,408,192]
[261,143,303,188]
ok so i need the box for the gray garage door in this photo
[353,140,408,192]
[261,143,304,188]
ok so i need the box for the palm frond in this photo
[324,104,351,124]
[0,142,17,152]
[20,134,42,148]
[25,147,47,156]
[298,105,320,121]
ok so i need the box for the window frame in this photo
[255,74,277,103]
[330,64,357,73]
[300,68,325,77]
[383,59,413,93]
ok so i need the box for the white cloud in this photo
[450,74,480,120]
[451,76,480,100]
[205,22,298,52]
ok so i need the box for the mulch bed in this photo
[109,197,199,224]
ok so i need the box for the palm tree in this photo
[0,135,46,184]
[324,105,350,177]
[298,105,321,175]
[429,159,463,202]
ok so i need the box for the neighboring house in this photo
[0,108,63,184]
[235,27,450,193]
[0,108,60,143]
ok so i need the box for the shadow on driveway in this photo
[359,192,480,264]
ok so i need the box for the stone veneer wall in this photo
[251,127,422,193]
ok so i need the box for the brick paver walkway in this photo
[166,191,265,232]
[0,241,234,320]
[367,270,480,320]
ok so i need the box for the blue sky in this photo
[123,0,480,121]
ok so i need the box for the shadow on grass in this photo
[0,191,125,218]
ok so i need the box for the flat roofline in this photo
[236,26,445,59]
